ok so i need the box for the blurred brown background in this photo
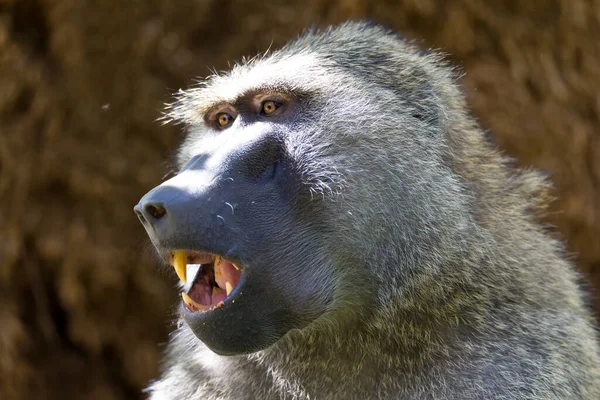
[1,0,599,398]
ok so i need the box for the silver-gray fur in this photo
[146,22,600,399]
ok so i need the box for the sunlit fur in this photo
[148,22,600,399]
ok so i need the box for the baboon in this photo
[134,22,600,399]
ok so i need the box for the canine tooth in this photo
[232,263,240,270]
[214,256,221,266]
[183,264,202,292]
[186,264,201,282]
[182,293,208,311]
[226,281,233,296]
[173,250,187,283]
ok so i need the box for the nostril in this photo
[145,203,167,220]
[133,204,148,224]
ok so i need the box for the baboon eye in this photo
[216,112,235,128]
[261,100,281,115]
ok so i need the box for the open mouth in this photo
[169,250,243,312]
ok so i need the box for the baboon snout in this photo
[133,133,291,259]
[133,169,220,250]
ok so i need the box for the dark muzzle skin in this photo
[180,269,298,355]
[134,133,305,355]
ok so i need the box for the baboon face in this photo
[135,25,452,355]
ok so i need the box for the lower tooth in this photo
[226,281,233,296]
[182,293,209,311]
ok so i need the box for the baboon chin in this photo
[135,21,600,399]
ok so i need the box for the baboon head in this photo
[135,22,468,355]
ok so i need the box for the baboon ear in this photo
[406,82,444,135]
[376,65,445,136]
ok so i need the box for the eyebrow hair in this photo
[165,53,327,126]
[169,83,318,127]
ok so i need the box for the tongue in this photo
[212,287,227,304]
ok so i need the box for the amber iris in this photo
[217,112,234,127]
[262,100,279,115]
